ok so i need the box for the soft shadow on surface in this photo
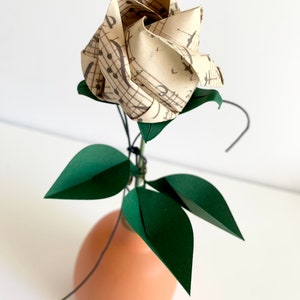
[0,180,108,300]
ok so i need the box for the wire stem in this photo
[223,100,250,152]
[135,137,146,187]
[60,209,123,300]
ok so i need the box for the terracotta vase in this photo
[74,210,177,300]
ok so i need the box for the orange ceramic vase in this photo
[74,210,177,300]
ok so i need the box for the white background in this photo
[1,0,300,192]
[1,2,300,299]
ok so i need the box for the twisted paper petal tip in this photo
[81,0,223,123]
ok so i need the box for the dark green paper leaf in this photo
[77,80,117,105]
[45,144,130,199]
[147,174,244,240]
[122,187,194,294]
[181,88,222,113]
[138,88,222,142]
[138,119,171,142]
[129,161,141,177]
[77,80,100,101]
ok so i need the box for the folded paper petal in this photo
[81,0,223,122]
[146,6,202,51]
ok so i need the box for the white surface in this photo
[0,0,300,193]
[1,121,300,300]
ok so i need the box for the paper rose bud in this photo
[82,0,224,123]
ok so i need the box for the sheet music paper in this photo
[82,0,224,123]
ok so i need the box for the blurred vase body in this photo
[74,210,177,300]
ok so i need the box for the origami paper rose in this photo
[82,0,223,123]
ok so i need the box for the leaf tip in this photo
[229,226,245,241]
[237,231,245,241]
[44,190,57,199]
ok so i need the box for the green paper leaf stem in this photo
[122,187,194,294]
[138,88,222,142]
[45,144,130,199]
[147,174,244,240]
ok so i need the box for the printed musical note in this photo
[177,28,197,48]
[105,15,117,28]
